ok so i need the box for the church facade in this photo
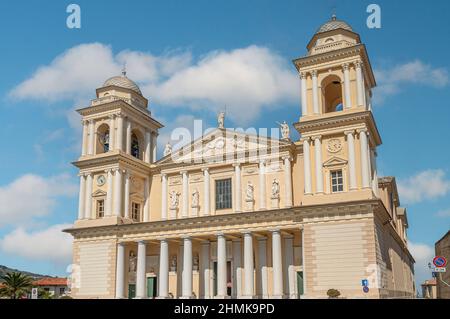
[65,16,416,299]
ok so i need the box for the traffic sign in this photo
[363,286,369,293]
[31,288,38,299]
[361,279,368,287]
[433,267,446,273]
[433,256,447,268]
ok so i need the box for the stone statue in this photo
[163,142,172,157]
[192,189,199,207]
[218,111,225,129]
[193,254,199,271]
[271,179,280,198]
[246,181,254,201]
[128,251,137,272]
[278,121,290,140]
[169,190,180,209]
[170,255,177,271]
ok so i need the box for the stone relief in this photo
[169,190,180,209]
[327,138,342,153]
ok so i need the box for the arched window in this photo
[131,133,140,159]
[96,124,110,154]
[322,75,344,113]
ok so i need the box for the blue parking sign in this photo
[361,279,369,287]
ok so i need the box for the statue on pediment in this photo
[164,142,172,157]
[218,111,225,129]
[278,121,290,140]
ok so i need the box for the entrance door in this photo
[147,277,157,298]
[212,261,232,297]
[128,284,136,299]
[297,271,304,296]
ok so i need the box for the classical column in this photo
[313,136,324,194]
[345,131,357,190]
[216,233,227,298]
[105,169,113,216]
[303,138,312,195]
[143,177,150,222]
[182,237,193,298]
[116,114,124,151]
[136,240,147,299]
[126,118,132,155]
[234,163,242,212]
[161,174,168,220]
[88,119,95,155]
[181,171,188,218]
[300,72,308,116]
[77,174,86,220]
[243,232,254,298]
[115,242,125,298]
[311,70,320,114]
[359,129,370,188]
[202,168,210,216]
[258,160,266,210]
[232,239,242,298]
[145,130,151,164]
[124,171,131,219]
[113,169,123,217]
[257,237,268,299]
[283,156,293,208]
[284,235,297,299]
[81,120,88,156]
[84,173,93,219]
[158,239,169,298]
[355,61,364,107]
[343,63,352,108]
[151,132,157,163]
[272,230,283,298]
[109,115,116,151]
[201,241,211,299]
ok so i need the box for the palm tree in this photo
[0,272,33,299]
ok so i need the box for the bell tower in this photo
[294,15,381,205]
[73,71,163,227]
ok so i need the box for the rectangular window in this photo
[132,202,140,221]
[97,200,105,218]
[59,287,65,295]
[331,170,344,193]
[215,178,232,210]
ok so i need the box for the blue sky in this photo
[0,0,449,290]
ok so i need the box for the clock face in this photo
[97,175,106,186]
[327,139,342,153]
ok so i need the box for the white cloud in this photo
[9,43,298,125]
[0,174,78,227]
[0,224,73,265]
[398,169,450,204]
[408,241,435,291]
[436,209,450,218]
[374,60,449,104]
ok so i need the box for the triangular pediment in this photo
[323,156,348,167]
[92,189,107,197]
[158,128,292,165]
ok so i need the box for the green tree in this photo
[38,288,54,299]
[0,272,33,299]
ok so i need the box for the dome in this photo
[316,14,353,34]
[103,71,142,95]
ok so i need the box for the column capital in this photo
[300,136,311,143]
[357,128,368,134]
[180,170,188,175]
[232,162,241,168]
[84,172,93,177]
[354,60,363,69]
[241,230,252,235]
[312,135,322,141]
[115,112,124,119]
[216,232,225,238]
[201,167,209,173]
[299,72,307,79]
[161,172,168,178]
[269,228,281,234]
[342,63,350,70]
[136,240,147,245]
[88,118,95,124]
[104,168,113,173]
[81,119,88,126]
[109,114,116,120]
[310,70,318,77]
[259,159,267,165]
[344,129,355,136]
[181,235,191,240]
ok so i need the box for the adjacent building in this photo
[65,15,415,299]
[435,230,450,299]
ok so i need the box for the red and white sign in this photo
[433,256,447,268]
